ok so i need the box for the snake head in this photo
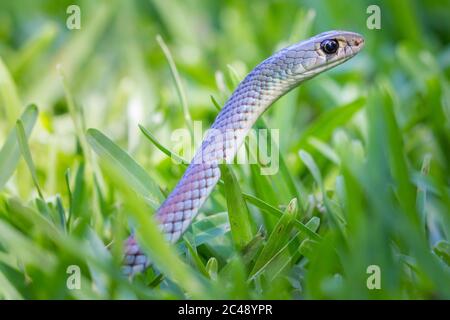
[286,30,365,77]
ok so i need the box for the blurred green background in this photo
[0,0,449,299]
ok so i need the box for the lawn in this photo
[0,0,449,299]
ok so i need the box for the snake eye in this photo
[321,39,339,54]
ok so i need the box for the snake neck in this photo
[220,58,300,123]
[193,58,298,166]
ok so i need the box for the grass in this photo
[0,0,449,299]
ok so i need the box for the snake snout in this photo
[347,33,365,52]
[352,36,365,49]
[354,37,364,47]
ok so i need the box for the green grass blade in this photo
[139,124,188,165]
[0,56,22,124]
[308,137,340,165]
[253,216,321,282]
[243,192,321,241]
[375,83,419,223]
[417,154,431,227]
[292,97,365,152]
[433,241,450,266]
[255,116,305,209]
[299,150,323,188]
[86,128,164,207]
[0,220,57,270]
[249,164,279,229]
[183,235,209,277]
[156,34,193,135]
[250,198,298,277]
[15,119,44,199]
[299,149,345,231]
[219,164,254,250]
[206,257,218,280]
[241,232,265,265]
[186,211,230,247]
[0,104,38,190]
[55,195,67,232]
[0,271,23,300]
[58,66,90,160]
[226,64,242,88]
[210,95,222,111]
[11,23,58,77]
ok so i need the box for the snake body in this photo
[123,30,364,275]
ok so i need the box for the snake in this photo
[123,30,364,275]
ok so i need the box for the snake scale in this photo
[123,30,364,275]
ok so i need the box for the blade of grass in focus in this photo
[249,198,298,278]
[16,119,44,199]
[86,128,164,208]
[156,34,193,136]
[219,164,254,250]
[0,105,38,189]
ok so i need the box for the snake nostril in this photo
[354,38,364,46]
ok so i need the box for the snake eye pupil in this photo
[321,39,339,54]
